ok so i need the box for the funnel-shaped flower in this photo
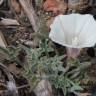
[49,14,96,58]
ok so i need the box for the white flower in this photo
[49,14,96,48]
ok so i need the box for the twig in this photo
[17,84,29,89]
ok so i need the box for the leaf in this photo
[0,18,20,25]
[43,0,67,14]
[10,0,21,13]
[79,93,91,96]
[70,85,83,92]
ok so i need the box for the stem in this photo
[66,47,81,59]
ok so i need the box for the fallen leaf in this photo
[68,0,89,11]
[43,0,67,15]
[0,18,20,26]
[8,63,21,75]
[0,31,7,48]
[34,80,52,96]
[79,93,91,96]
[10,0,22,13]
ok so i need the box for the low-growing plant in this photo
[0,46,22,65]
[22,39,84,96]
[0,39,90,96]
